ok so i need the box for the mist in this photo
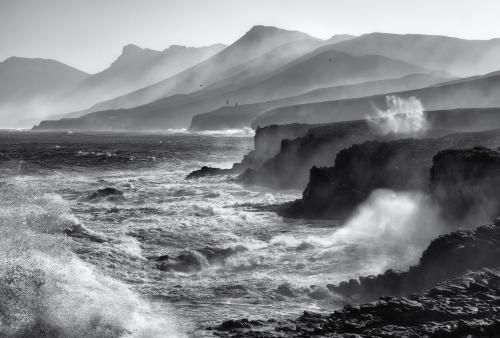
[272,189,446,274]
[369,95,427,135]
[0,185,183,337]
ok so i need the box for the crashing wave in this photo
[369,96,427,135]
[0,185,184,337]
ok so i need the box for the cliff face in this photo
[282,138,437,219]
[238,120,378,189]
[431,147,500,224]
[235,109,500,190]
[186,123,320,178]
[283,129,500,219]
[189,109,500,186]
[248,123,320,169]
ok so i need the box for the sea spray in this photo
[0,185,184,338]
[370,96,427,135]
[271,189,446,274]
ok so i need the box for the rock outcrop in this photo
[86,187,123,201]
[186,166,233,179]
[186,123,319,179]
[238,120,378,189]
[153,246,247,273]
[189,109,500,188]
[282,129,500,219]
[430,147,500,225]
[330,219,500,301]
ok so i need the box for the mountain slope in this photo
[85,25,321,113]
[189,73,448,130]
[0,57,88,127]
[218,50,431,103]
[251,70,500,128]
[34,48,435,131]
[332,33,500,76]
[55,43,226,114]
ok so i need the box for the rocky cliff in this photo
[282,129,500,219]
[238,120,377,189]
[431,147,500,225]
[237,108,500,190]
[186,123,320,178]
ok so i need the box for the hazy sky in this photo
[1,0,500,73]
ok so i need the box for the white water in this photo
[370,95,427,135]
[0,185,183,337]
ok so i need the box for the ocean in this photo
[0,131,431,337]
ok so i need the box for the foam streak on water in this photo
[0,132,438,336]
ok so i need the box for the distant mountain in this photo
[55,43,226,114]
[189,73,449,130]
[326,34,356,44]
[85,25,321,113]
[331,33,500,76]
[251,70,500,128]
[0,57,88,127]
[34,46,436,131]
[217,50,431,104]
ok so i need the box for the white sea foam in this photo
[165,127,255,137]
[271,189,445,273]
[0,185,184,337]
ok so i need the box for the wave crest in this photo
[0,185,183,337]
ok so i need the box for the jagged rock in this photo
[215,319,252,331]
[430,147,500,224]
[211,222,500,337]
[186,123,319,179]
[186,166,232,179]
[329,221,500,301]
[238,120,379,189]
[86,187,123,200]
[281,129,500,219]
[192,109,500,189]
[156,245,247,273]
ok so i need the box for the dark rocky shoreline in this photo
[211,220,500,337]
[188,116,500,337]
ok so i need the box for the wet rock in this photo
[64,222,106,243]
[213,269,500,337]
[329,221,500,302]
[275,282,296,297]
[147,254,170,262]
[86,187,123,200]
[185,166,233,179]
[156,250,209,273]
[215,319,252,331]
[212,222,500,337]
[156,245,247,273]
